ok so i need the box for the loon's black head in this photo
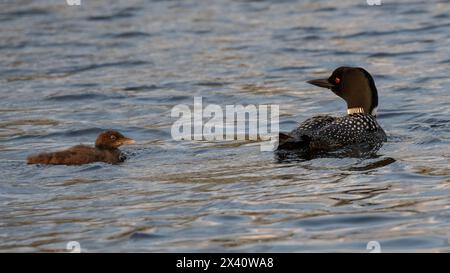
[307,67,379,116]
[95,130,135,150]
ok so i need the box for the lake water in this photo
[1,0,450,252]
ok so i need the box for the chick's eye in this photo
[110,135,116,140]
[335,77,341,84]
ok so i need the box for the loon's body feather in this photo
[278,114,386,152]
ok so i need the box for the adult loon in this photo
[27,130,135,165]
[277,67,387,157]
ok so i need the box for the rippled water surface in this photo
[1,0,450,252]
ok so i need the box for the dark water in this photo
[1,0,450,252]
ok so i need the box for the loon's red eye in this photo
[335,77,341,84]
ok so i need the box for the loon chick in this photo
[277,67,387,156]
[27,130,135,165]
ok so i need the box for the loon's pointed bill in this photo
[307,78,335,89]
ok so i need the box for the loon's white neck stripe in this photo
[371,106,378,116]
[347,107,365,115]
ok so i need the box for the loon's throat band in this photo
[347,107,365,115]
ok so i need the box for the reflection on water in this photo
[1,0,450,252]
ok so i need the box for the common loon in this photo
[27,130,135,165]
[277,67,387,157]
